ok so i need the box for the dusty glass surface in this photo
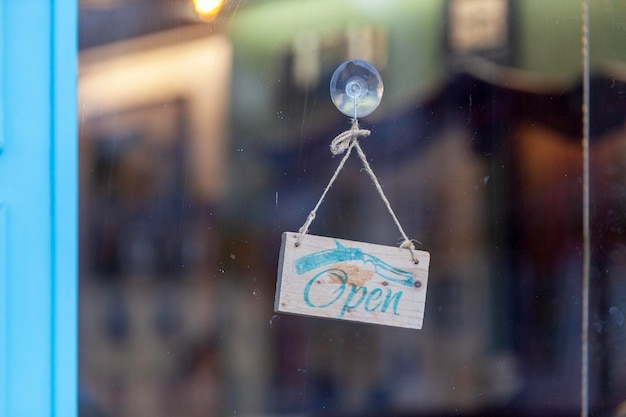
[78,1,626,416]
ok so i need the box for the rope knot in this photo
[400,239,419,264]
[400,239,415,251]
[330,119,370,155]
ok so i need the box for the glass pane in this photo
[78,1,626,416]
[588,1,626,414]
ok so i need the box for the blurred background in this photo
[78,0,626,416]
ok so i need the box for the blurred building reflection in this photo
[79,1,626,416]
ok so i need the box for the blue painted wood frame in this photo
[0,1,77,416]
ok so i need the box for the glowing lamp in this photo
[193,0,224,21]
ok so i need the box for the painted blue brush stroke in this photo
[295,240,413,287]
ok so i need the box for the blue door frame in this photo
[0,1,77,416]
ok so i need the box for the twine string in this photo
[352,139,418,263]
[330,119,370,155]
[296,138,356,244]
[296,119,418,263]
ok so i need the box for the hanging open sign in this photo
[275,232,430,329]
[276,61,431,329]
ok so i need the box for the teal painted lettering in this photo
[304,269,347,308]
[381,289,403,315]
[364,288,383,312]
[340,284,367,317]
[297,243,412,318]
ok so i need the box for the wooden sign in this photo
[275,232,430,329]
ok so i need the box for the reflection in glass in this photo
[78,1,626,416]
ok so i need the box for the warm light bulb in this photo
[193,0,224,21]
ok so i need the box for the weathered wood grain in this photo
[275,232,430,329]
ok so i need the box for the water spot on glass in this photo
[593,320,605,334]
[482,175,490,186]
[230,253,236,260]
[237,148,244,152]
[610,306,624,327]
[269,315,280,327]
[276,111,284,120]
[252,288,261,299]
